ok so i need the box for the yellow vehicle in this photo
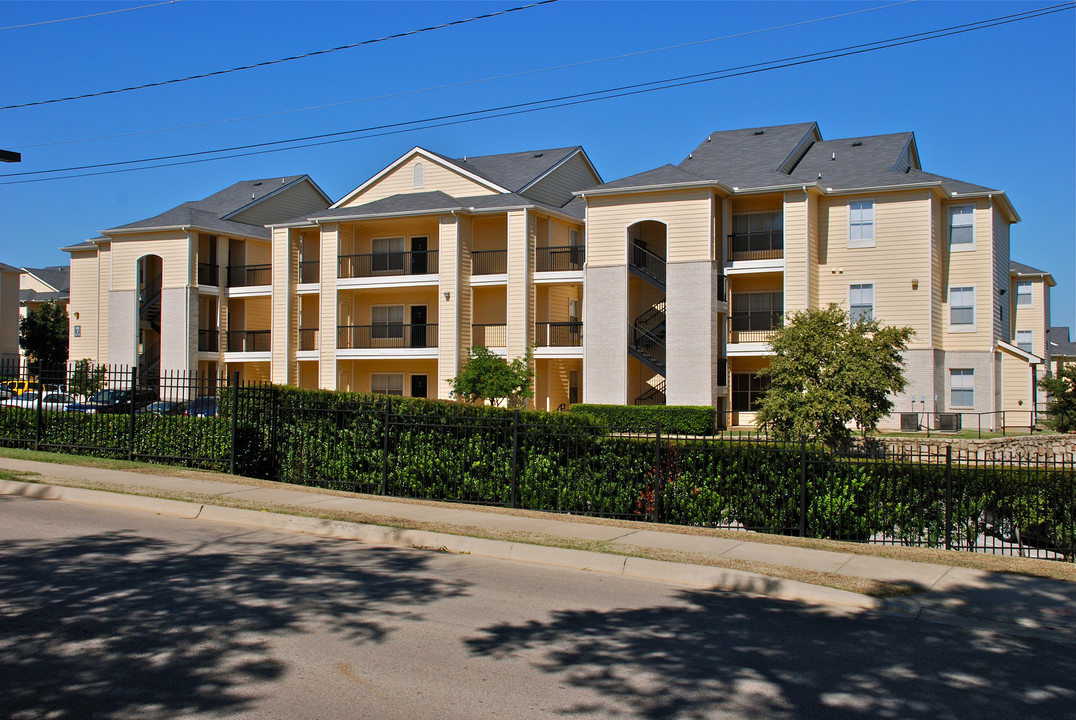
[3,380,43,396]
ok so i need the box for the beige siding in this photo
[108,231,190,290]
[340,154,498,207]
[437,214,461,399]
[230,180,330,227]
[585,189,712,266]
[67,250,101,362]
[506,210,531,356]
[344,217,441,255]
[930,194,943,346]
[472,216,507,253]
[0,269,20,361]
[1011,275,1049,357]
[941,199,994,351]
[1000,347,1035,412]
[472,286,507,325]
[270,227,295,385]
[319,224,338,389]
[991,204,1011,345]
[335,359,437,395]
[521,153,600,208]
[783,192,806,312]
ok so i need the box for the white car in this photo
[2,392,78,412]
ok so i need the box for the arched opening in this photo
[136,254,163,386]
[625,221,667,405]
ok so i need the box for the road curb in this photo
[1,479,880,610]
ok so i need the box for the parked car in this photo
[2,392,78,412]
[0,385,15,401]
[66,387,158,414]
[4,380,43,396]
[185,396,218,417]
[138,400,189,416]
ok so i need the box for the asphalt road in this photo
[2,495,1074,720]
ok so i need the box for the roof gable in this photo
[334,148,507,208]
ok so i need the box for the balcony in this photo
[299,328,318,351]
[728,231,783,262]
[299,260,320,284]
[197,262,219,286]
[472,250,507,275]
[228,264,271,287]
[536,246,585,272]
[227,330,271,353]
[728,313,783,343]
[198,329,219,353]
[338,250,438,279]
[337,323,439,350]
[472,323,507,348]
[535,322,582,347]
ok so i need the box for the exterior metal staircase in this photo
[634,380,666,406]
[628,302,666,376]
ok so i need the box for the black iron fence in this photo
[1,364,1072,561]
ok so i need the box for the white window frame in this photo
[1016,281,1033,307]
[847,199,875,248]
[949,204,975,251]
[849,283,874,322]
[949,368,974,408]
[371,373,404,397]
[1016,329,1033,353]
[949,286,976,331]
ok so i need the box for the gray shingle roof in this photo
[20,289,68,304]
[60,240,102,253]
[22,265,69,292]
[590,164,708,191]
[677,122,820,189]
[1047,327,1075,357]
[301,190,579,224]
[448,147,581,193]
[1011,260,1051,275]
[0,261,19,273]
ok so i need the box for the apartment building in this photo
[62,122,1060,428]
[0,262,20,368]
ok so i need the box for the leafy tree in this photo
[1039,364,1076,433]
[756,304,914,449]
[68,358,106,398]
[19,300,68,375]
[450,346,535,409]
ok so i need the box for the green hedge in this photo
[569,403,717,435]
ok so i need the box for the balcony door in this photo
[410,236,428,275]
[410,305,428,348]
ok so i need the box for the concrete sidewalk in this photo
[1,455,1074,644]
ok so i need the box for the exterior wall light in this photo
[911,279,918,290]
[443,291,451,301]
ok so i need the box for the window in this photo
[949,205,974,249]
[372,305,404,339]
[731,292,783,333]
[371,373,404,396]
[413,163,424,189]
[849,283,874,322]
[950,369,974,408]
[1016,330,1033,353]
[372,237,405,273]
[949,286,975,327]
[729,211,783,256]
[1016,281,1033,306]
[732,373,770,412]
[848,200,875,248]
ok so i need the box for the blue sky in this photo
[2,0,1073,329]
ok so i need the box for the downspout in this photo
[803,186,810,309]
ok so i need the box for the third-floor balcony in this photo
[728,230,783,262]
[197,262,219,286]
[536,245,585,272]
[338,250,438,279]
[299,260,320,284]
[472,250,507,275]
[228,264,272,287]
[198,329,219,352]
[728,313,783,343]
[535,321,583,347]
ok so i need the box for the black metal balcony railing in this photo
[299,260,320,284]
[536,245,585,272]
[337,324,439,350]
[471,250,507,276]
[717,358,728,387]
[728,231,784,261]
[728,313,783,343]
[299,328,318,351]
[228,264,272,287]
[472,324,507,348]
[198,329,219,353]
[227,330,271,353]
[630,243,666,286]
[535,322,582,347]
[338,250,438,279]
[197,263,219,286]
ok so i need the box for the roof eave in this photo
[104,224,269,240]
[947,188,1020,223]
[575,179,731,198]
[998,340,1043,364]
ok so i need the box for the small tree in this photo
[756,304,913,449]
[450,346,535,409]
[1040,364,1076,433]
[68,358,106,398]
[19,300,68,376]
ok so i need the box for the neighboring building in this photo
[61,122,1064,429]
[0,262,21,369]
[18,264,70,369]
[1047,326,1076,375]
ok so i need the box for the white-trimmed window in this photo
[949,205,975,249]
[950,369,974,408]
[372,237,405,273]
[413,163,424,189]
[371,373,404,396]
[848,200,875,248]
[949,286,975,327]
[372,304,404,339]
[849,283,874,322]
[1016,330,1033,353]
[1016,281,1033,306]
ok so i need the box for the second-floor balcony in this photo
[728,231,783,262]
[299,328,318,351]
[227,330,271,353]
[198,329,219,353]
[338,250,438,279]
[228,264,272,287]
[337,323,439,350]
[535,321,583,347]
[472,323,507,348]
[472,250,507,276]
[728,313,783,343]
[536,245,585,272]
[197,262,219,286]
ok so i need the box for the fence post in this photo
[229,371,239,475]
[127,366,138,462]
[381,398,390,496]
[510,409,520,509]
[33,378,43,452]
[944,444,953,551]
[799,436,808,537]
[653,422,662,522]
[269,385,279,474]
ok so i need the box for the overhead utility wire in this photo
[11,0,918,149]
[3,2,1071,185]
[0,0,559,110]
[0,1,181,31]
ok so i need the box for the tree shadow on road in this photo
[467,585,1076,719]
[0,504,468,719]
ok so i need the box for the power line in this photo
[10,0,919,150]
[0,0,559,111]
[3,1,1072,185]
[0,1,182,32]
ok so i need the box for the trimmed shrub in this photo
[569,403,717,435]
